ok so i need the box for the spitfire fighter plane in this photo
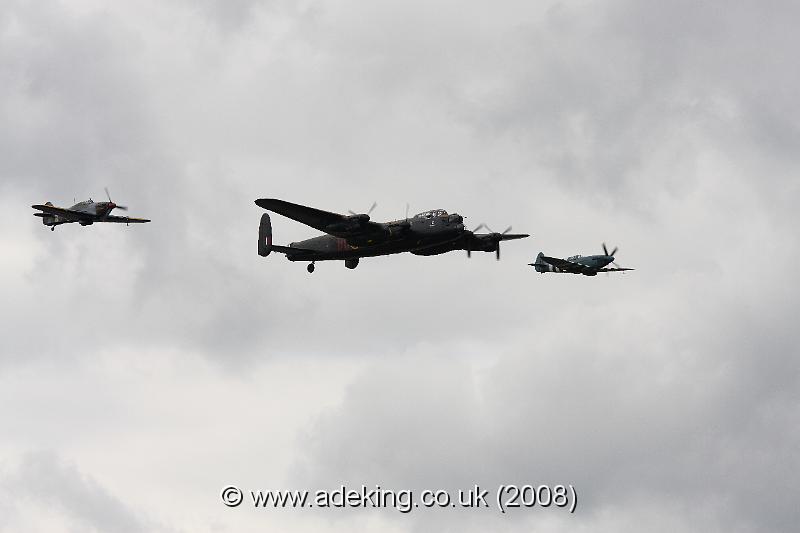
[531,243,634,276]
[32,189,150,230]
[256,198,529,272]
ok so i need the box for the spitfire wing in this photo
[31,204,94,221]
[597,267,634,272]
[255,198,386,239]
[102,215,151,223]
[540,255,588,274]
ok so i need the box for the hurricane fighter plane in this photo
[531,243,634,276]
[256,198,528,272]
[32,189,150,230]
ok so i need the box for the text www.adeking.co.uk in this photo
[220,484,577,514]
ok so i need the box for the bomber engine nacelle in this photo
[326,214,370,234]
[328,215,391,245]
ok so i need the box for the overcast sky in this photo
[1,0,798,531]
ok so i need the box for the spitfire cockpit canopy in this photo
[415,209,448,219]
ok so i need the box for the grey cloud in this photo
[1,0,798,532]
[0,451,160,533]
[295,287,799,531]
[438,1,800,205]
[0,1,158,197]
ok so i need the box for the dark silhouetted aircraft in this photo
[255,198,529,272]
[32,189,150,230]
[531,243,634,276]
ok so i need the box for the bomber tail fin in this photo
[258,213,272,257]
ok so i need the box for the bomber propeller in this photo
[471,223,516,260]
[348,201,377,218]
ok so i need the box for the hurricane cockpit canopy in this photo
[414,209,448,219]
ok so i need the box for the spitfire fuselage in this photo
[565,254,615,270]
[532,251,630,276]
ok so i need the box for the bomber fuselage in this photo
[285,209,466,261]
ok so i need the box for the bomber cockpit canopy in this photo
[414,209,448,219]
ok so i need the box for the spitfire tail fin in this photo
[532,252,549,273]
[258,213,272,257]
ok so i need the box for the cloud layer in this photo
[1,0,798,531]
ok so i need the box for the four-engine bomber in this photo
[255,198,528,273]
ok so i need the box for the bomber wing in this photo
[465,232,529,246]
[489,233,528,241]
[255,198,387,241]
[31,204,94,221]
[255,198,344,230]
[462,231,529,259]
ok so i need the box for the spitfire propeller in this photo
[602,242,618,257]
[602,242,622,267]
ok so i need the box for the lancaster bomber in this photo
[32,189,150,230]
[531,243,634,276]
[255,198,529,272]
